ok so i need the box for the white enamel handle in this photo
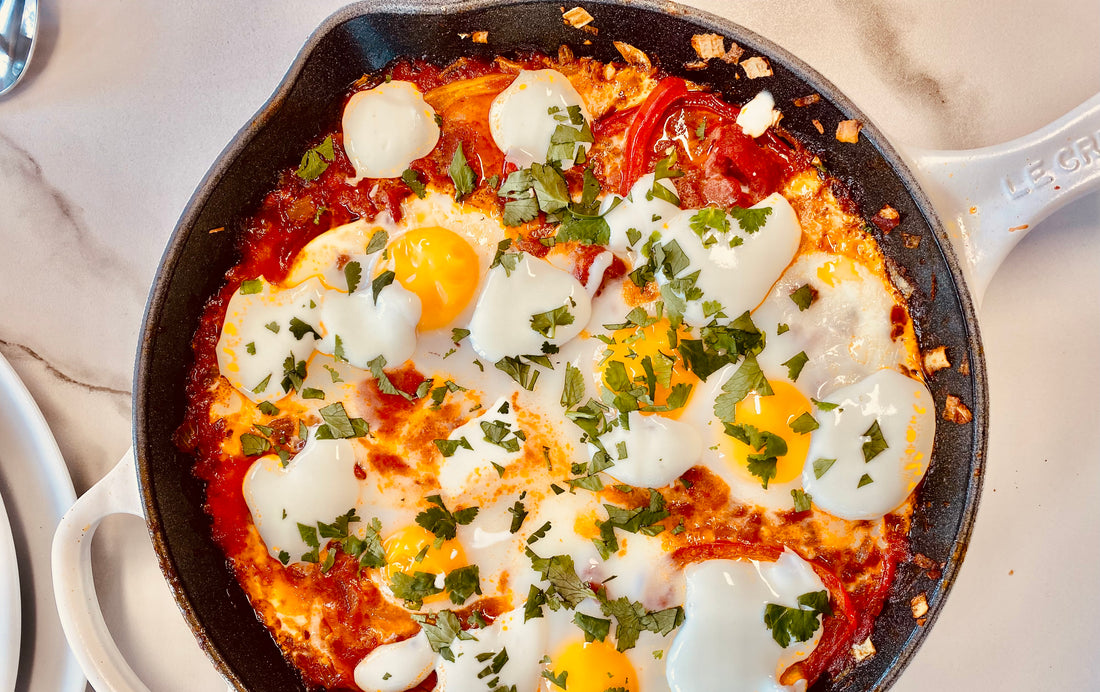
[51,449,152,692]
[899,93,1100,305]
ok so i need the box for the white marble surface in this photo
[0,0,1097,690]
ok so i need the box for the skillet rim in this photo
[134,1,989,689]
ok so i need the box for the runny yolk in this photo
[549,639,639,692]
[382,227,480,330]
[598,319,696,418]
[816,257,861,287]
[382,525,467,603]
[727,380,813,485]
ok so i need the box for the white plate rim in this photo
[0,486,19,692]
[0,351,86,692]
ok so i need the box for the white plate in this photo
[0,488,19,692]
[0,353,85,692]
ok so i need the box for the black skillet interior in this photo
[135,1,986,690]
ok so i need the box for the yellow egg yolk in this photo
[728,380,813,485]
[549,639,639,692]
[598,319,696,418]
[382,227,479,330]
[817,257,861,287]
[382,525,467,603]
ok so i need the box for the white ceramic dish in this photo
[0,353,85,692]
[0,488,19,692]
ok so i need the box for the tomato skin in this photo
[620,77,689,193]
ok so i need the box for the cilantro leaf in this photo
[315,402,370,439]
[344,261,362,294]
[401,168,427,198]
[498,169,539,227]
[372,269,395,304]
[367,355,415,400]
[412,611,475,662]
[288,317,320,341]
[763,590,831,647]
[280,353,307,393]
[791,489,813,512]
[857,472,875,488]
[789,412,819,433]
[713,354,773,421]
[724,423,787,488]
[782,351,809,382]
[444,564,482,605]
[689,208,730,237]
[508,498,528,534]
[530,163,570,215]
[790,284,819,311]
[240,433,270,456]
[813,457,836,479]
[416,495,479,546]
[530,305,575,338]
[573,612,611,642]
[449,143,477,201]
[861,420,889,462]
[239,279,263,295]
[295,136,335,181]
[812,398,839,411]
[365,229,388,255]
[561,363,585,409]
[599,595,685,652]
[434,436,473,457]
[729,204,773,233]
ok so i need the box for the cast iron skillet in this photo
[134,1,986,689]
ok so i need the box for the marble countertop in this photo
[1,1,1097,690]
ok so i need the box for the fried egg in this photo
[753,252,908,400]
[342,80,440,181]
[467,253,593,362]
[243,433,358,561]
[801,368,936,520]
[666,551,826,692]
[489,69,591,169]
[654,193,802,327]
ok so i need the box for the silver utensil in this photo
[0,0,36,97]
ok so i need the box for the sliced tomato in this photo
[671,539,784,565]
[620,77,689,193]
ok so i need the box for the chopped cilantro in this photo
[371,269,395,304]
[449,143,477,201]
[783,351,809,381]
[416,495,479,548]
[763,590,831,647]
[295,136,335,181]
[434,436,473,457]
[729,204,773,233]
[789,412,819,433]
[411,610,474,662]
[812,457,837,479]
[240,433,270,456]
[401,168,427,198]
[288,317,320,341]
[789,284,819,311]
[344,261,362,294]
[365,229,388,255]
[861,420,889,462]
[791,489,813,512]
[239,279,263,295]
[530,305,575,338]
